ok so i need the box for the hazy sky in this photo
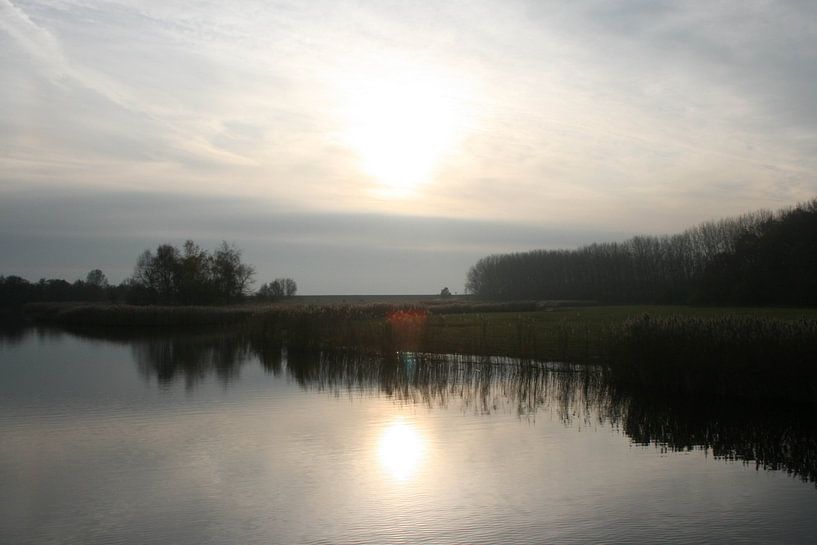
[2,0,816,293]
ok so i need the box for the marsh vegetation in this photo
[30,325,817,485]
[21,301,817,401]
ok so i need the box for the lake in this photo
[2,326,816,544]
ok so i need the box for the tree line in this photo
[0,269,114,307]
[466,198,817,306]
[0,240,297,307]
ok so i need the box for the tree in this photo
[464,198,817,306]
[211,242,255,302]
[85,269,109,288]
[257,282,275,299]
[177,240,211,304]
[129,240,256,305]
[440,287,451,298]
[130,245,179,303]
[0,275,33,306]
[257,278,297,299]
[153,244,180,300]
[133,250,156,289]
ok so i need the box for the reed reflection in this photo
[57,327,817,485]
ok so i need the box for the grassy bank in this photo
[21,298,578,328]
[21,300,817,401]
[24,302,258,326]
[25,301,817,358]
[608,314,817,401]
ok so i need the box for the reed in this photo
[607,314,817,401]
[21,302,817,402]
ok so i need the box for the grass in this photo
[25,301,817,354]
[23,302,258,326]
[22,300,817,401]
[378,305,817,362]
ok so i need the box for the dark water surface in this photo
[2,327,817,544]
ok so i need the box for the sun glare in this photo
[377,419,426,481]
[340,70,466,197]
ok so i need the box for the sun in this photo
[377,419,426,481]
[340,69,466,197]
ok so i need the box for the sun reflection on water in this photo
[377,419,426,481]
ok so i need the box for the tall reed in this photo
[607,314,817,401]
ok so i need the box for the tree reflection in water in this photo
[58,327,817,485]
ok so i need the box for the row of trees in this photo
[131,241,255,304]
[466,199,817,305]
[0,269,113,307]
[697,203,817,305]
[1,241,298,306]
[258,278,298,299]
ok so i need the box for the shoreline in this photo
[11,300,817,402]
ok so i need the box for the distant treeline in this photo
[0,269,115,307]
[466,199,817,305]
[0,240,297,307]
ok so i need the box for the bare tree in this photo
[211,242,255,302]
[257,277,297,299]
[465,200,814,304]
[129,240,255,304]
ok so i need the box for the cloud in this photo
[0,189,628,292]
[0,0,68,77]
[1,0,816,290]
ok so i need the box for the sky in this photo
[2,0,816,293]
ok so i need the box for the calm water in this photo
[2,327,817,544]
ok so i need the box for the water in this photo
[2,327,816,544]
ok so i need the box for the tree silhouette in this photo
[85,269,109,288]
[128,240,256,304]
[258,278,297,300]
[466,199,817,306]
